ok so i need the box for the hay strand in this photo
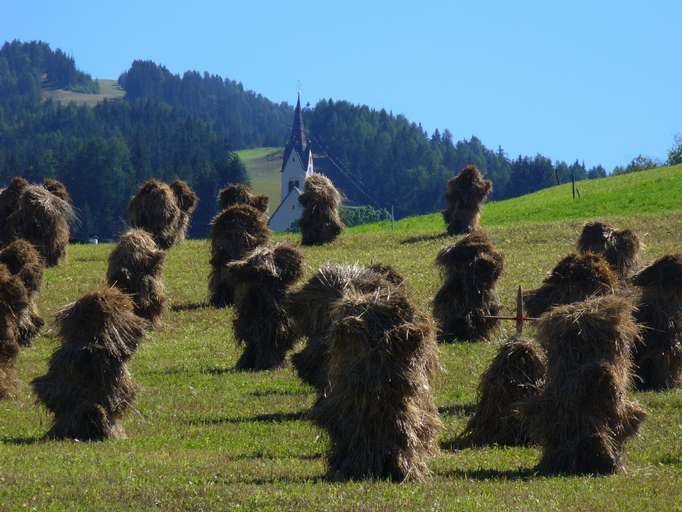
[31,287,148,440]
[456,335,546,447]
[527,295,646,475]
[441,165,492,235]
[107,229,167,328]
[432,230,504,341]
[299,174,344,246]
[310,282,441,481]
[631,254,682,390]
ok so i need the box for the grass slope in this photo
[42,79,125,106]
[351,163,682,234]
[236,147,283,211]
[1,168,682,510]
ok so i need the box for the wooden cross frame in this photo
[485,286,540,335]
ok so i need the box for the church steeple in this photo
[290,93,307,154]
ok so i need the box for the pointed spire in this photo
[290,92,307,154]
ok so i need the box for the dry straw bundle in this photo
[128,179,196,250]
[526,295,646,475]
[287,263,405,392]
[441,165,492,235]
[631,254,682,390]
[4,183,74,266]
[43,178,71,203]
[432,230,504,342]
[107,229,166,328]
[577,221,641,279]
[31,287,148,440]
[226,243,304,370]
[0,240,45,346]
[209,204,271,307]
[0,177,30,245]
[524,253,618,318]
[299,174,344,246]
[218,183,269,213]
[310,281,441,481]
[169,180,198,244]
[456,335,546,447]
[0,264,30,399]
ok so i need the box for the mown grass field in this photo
[236,147,283,211]
[41,79,125,106]
[1,166,682,510]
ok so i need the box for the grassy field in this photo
[236,147,283,210]
[351,163,682,234]
[42,79,125,106]
[1,167,682,510]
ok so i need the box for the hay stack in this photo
[631,255,682,390]
[128,180,182,250]
[43,178,71,203]
[31,287,148,440]
[208,204,271,307]
[432,231,504,342]
[524,253,618,318]
[441,165,492,235]
[527,295,646,475]
[218,183,269,213]
[0,264,29,399]
[0,177,30,245]
[288,263,405,392]
[299,174,344,246]
[577,222,641,279]
[227,243,304,370]
[6,184,74,266]
[310,282,441,481]
[107,229,166,328]
[0,240,45,346]
[169,180,198,243]
[456,336,546,447]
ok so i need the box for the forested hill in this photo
[1,39,611,239]
[119,61,292,148]
[0,40,99,99]
[0,42,248,240]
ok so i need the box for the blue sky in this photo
[3,0,681,170]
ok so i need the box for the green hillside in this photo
[236,147,283,211]
[351,163,682,233]
[42,78,125,106]
[2,165,682,510]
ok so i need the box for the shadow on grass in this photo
[400,232,449,245]
[201,367,238,375]
[187,411,306,426]
[1,436,41,445]
[229,475,326,485]
[247,389,310,397]
[171,302,209,312]
[438,468,535,481]
[225,453,321,462]
[438,403,477,417]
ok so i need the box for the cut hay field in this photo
[2,168,682,510]
[236,147,283,210]
[41,79,125,106]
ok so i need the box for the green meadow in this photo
[1,165,682,510]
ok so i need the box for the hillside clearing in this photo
[41,79,125,106]
[236,147,283,211]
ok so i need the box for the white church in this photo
[268,95,315,232]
